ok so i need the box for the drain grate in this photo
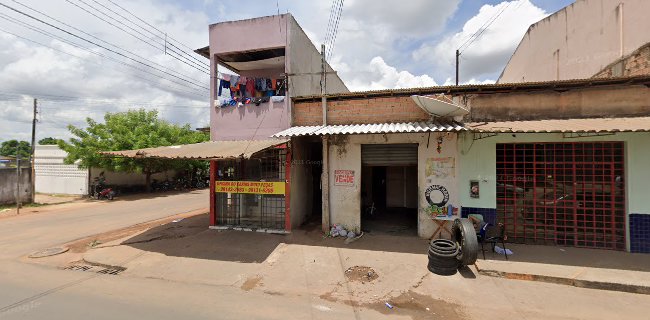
[62,264,125,275]
[96,268,124,275]
[63,265,93,272]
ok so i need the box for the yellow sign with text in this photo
[215,181,285,195]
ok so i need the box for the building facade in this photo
[498,0,650,83]
[279,76,650,253]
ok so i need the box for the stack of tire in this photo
[427,218,479,276]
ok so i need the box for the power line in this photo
[105,0,199,54]
[3,0,208,89]
[94,0,209,68]
[66,0,210,74]
[459,1,512,54]
[327,0,344,59]
[0,26,208,97]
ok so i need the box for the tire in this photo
[107,192,114,200]
[427,239,459,276]
[452,218,479,266]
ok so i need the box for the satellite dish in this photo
[411,95,469,117]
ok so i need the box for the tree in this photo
[38,137,61,145]
[0,140,31,158]
[59,109,209,191]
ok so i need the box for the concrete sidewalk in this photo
[474,243,650,294]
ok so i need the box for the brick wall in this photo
[593,43,650,78]
[293,96,431,126]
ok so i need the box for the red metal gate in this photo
[496,142,626,250]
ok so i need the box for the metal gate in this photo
[215,148,287,230]
[496,142,625,250]
[361,144,418,166]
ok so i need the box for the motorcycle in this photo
[91,176,116,200]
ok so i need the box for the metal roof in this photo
[293,75,650,102]
[272,121,466,138]
[100,139,288,160]
[467,117,650,133]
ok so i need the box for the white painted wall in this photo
[35,145,88,195]
[327,133,459,238]
[499,0,650,82]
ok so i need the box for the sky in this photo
[0,0,574,143]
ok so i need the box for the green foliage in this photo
[38,137,61,145]
[59,109,209,179]
[0,140,31,158]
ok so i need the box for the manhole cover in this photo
[29,247,69,258]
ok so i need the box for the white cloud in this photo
[0,0,210,142]
[413,0,546,81]
[347,56,437,91]
[288,0,459,92]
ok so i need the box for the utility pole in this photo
[320,43,330,233]
[455,49,460,86]
[30,98,37,203]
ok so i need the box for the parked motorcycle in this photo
[91,175,116,200]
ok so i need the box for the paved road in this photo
[1,190,648,319]
[0,190,208,260]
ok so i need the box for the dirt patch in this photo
[241,275,263,291]
[371,291,465,320]
[344,266,378,283]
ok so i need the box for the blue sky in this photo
[0,0,575,142]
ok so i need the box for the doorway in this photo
[361,144,418,236]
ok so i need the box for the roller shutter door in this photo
[361,144,418,166]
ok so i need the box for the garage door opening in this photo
[361,144,418,236]
[496,142,626,250]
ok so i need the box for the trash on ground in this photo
[385,302,393,309]
[494,245,513,255]
[172,218,184,223]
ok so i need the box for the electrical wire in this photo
[459,1,512,54]
[327,0,344,59]
[66,0,209,74]
[0,26,208,98]
[91,0,208,68]
[4,0,208,89]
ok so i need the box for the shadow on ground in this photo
[124,213,650,271]
[123,214,431,263]
[104,189,208,203]
[479,242,650,272]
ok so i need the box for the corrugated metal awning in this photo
[100,139,288,160]
[467,117,650,133]
[272,121,466,138]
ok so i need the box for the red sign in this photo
[334,170,355,187]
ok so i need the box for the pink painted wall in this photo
[208,14,348,141]
[209,15,290,141]
[499,0,650,83]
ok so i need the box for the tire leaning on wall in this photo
[452,218,479,266]
[427,239,460,276]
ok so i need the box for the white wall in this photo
[499,0,650,82]
[35,145,88,195]
[327,132,459,238]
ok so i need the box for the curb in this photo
[475,263,650,295]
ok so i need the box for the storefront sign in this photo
[215,181,285,195]
[334,170,355,187]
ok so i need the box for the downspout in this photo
[321,43,331,233]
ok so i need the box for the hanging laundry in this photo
[271,78,277,90]
[219,80,230,96]
[246,78,255,97]
[230,75,240,86]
